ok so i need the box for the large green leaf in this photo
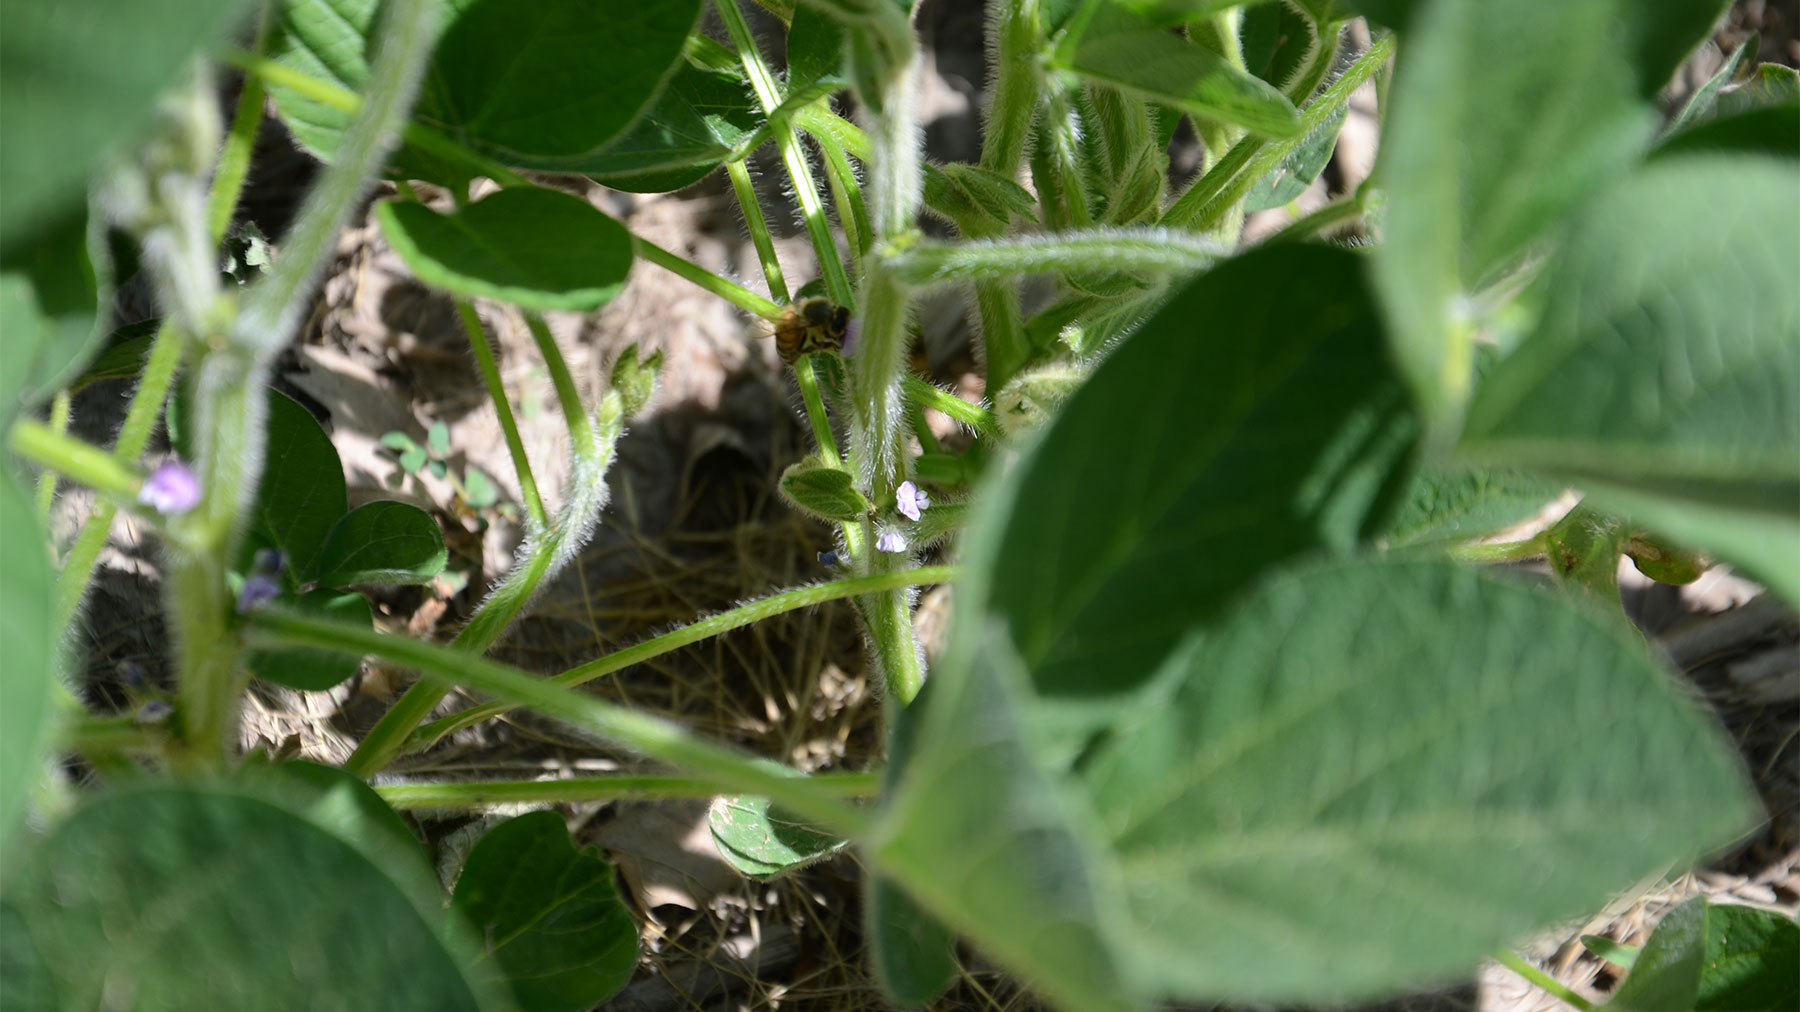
[418,0,700,167]
[980,244,1417,737]
[451,811,638,1012]
[0,468,54,846]
[377,188,634,312]
[269,0,701,175]
[1697,903,1800,1011]
[0,206,106,412]
[1460,155,1800,599]
[1056,4,1301,138]
[1371,0,1658,418]
[0,0,245,244]
[577,62,759,192]
[242,389,348,582]
[1612,897,1707,1012]
[1,780,499,1010]
[315,500,447,587]
[871,628,1137,1012]
[1384,465,1561,547]
[1076,558,1757,1003]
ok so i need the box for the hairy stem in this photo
[456,299,546,528]
[250,609,873,836]
[377,771,881,809]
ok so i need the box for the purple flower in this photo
[138,460,201,515]
[817,549,842,569]
[236,549,287,614]
[236,574,282,614]
[839,319,861,359]
[895,480,929,522]
[876,529,908,554]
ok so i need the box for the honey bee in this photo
[773,297,851,364]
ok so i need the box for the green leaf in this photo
[243,390,348,582]
[787,4,847,89]
[417,0,701,167]
[872,627,1138,1012]
[1668,33,1758,134]
[1652,104,1800,162]
[3,779,499,1010]
[402,445,430,473]
[1384,465,1561,547]
[0,0,245,245]
[979,244,1417,741]
[1716,64,1800,117]
[462,467,498,508]
[0,206,107,412]
[1372,0,1660,418]
[1582,933,1641,969]
[864,690,956,1009]
[451,811,638,1012]
[250,590,373,691]
[1243,103,1345,212]
[779,457,873,522]
[1697,903,1799,1012]
[1613,897,1707,1012]
[377,188,634,313]
[382,430,420,453]
[69,319,160,391]
[1057,4,1301,138]
[576,61,759,192]
[427,421,450,456]
[1460,155,1800,599]
[315,501,448,587]
[922,163,1041,233]
[0,468,54,847]
[1074,558,1757,1003]
[708,795,849,877]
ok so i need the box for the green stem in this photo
[377,770,881,810]
[1448,533,1548,565]
[632,236,782,321]
[1493,950,1596,1012]
[888,228,1224,286]
[249,609,873,837]
[900,376,1002,441]
[792,354,845,468]
[716,0,854,308]
[979,0,1042,178]
[456,298,546,528]
[1167,31,1391,234]
[1266,194,1363,244]
[815,127,873,265]
[408,565,959,753]
[8,420,141,501]
[34,390,71,522]
[347,320,622,777]
[726,159,790,303]
[1161,22,1347,230]
[207,2,276,241]
[52,322,186,629]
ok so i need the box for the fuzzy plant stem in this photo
[161,0,436,765]
[887,228,1226,286]
[726,159,791,303]
[8,422,143,503]
[250,609,873,836]
[456,299,547,528]
[1160,20,1351,231]
[716,0,854,309]
[404,564,960,754]
[1493,951,1596,1012]
[377,771,881,810]
[33,391,71,522]
[347,316,621,777]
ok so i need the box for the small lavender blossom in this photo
[236,549,287,614]
[236,574,282,614]
[895,480,929,522]
[138,460,201,515]
[838,318,861,359]
[876,529,908,553]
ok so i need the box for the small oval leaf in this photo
[378,188,634,312]
[708,795,849,878]
[315,501,447,587]
[451,811,639,1012]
